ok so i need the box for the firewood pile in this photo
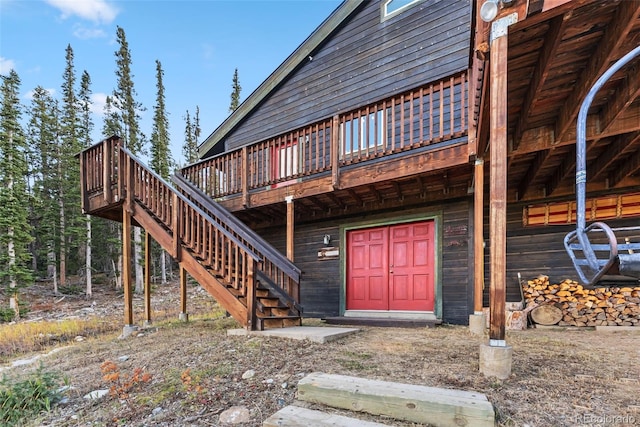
[523,275,640,327]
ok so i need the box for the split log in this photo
[530,304,563,325]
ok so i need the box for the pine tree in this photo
[229,68,241,113]
[182,110,198,164]
[0,70,33,317]
[113,26,146,293]
[150,60,173,284]
[59,44,85,289]
[26,87,60,293]
[78,70,95,297]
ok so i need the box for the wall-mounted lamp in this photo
[480,0,514,23]
[323,234,331,246]
[480,0,499,22]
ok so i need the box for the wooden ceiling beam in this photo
[554,1,640,143]
[391,181,404,200]
[608,133,640,188]
[368,184,382,203]
[590,132,640,181]
[516,150,550,200]
[511,103,640,156]
[306,196,327,211]
[512,13,570,149]
[599,64,640,134]
[347,189,364,206]
[543,145,576,197]
[326,192,346,210]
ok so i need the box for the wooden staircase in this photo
[79,136,302,330]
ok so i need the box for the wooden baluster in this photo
[419,87,424,144]
[439,80,444,140]
[450,76,455,138]
[242,146,249,207]
[461,73,466,133]
[429,85,434,142]
[332,115,340,189]
[400,94,405,150]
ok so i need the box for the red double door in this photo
[346,221,435,311]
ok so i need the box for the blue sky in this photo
[0,0,342,164]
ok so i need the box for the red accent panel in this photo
[346,227,389,310]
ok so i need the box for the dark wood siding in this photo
[255,198,473,323]
[483,203,640,306]
[225,0,471,151]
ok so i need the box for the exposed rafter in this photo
[326,192,346,210]
[608,133,640,188]
[590,132,640,180]
[347,189,364,206]
[599,65,640,133]
[368,185,382,203]
[516,150,549,200]
[554,1,640,143]
[512,13,570,149]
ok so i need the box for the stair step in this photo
[263,405,388,427]
[257,296,283,307]
[258,316,301,329]
[297,372,495,427]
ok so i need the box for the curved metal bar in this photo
[575,45,640,232]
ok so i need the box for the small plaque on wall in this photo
[318,247,339,260]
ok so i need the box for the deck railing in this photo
[181,72,468,200]
[79,136,302,327]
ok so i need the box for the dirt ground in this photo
[2,280,639,427]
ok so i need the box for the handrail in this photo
[121,147,261,264]
[182,72,468,200]
[172,173,300,282]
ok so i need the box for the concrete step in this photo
[263,405,390,427]
[296,372,495,427]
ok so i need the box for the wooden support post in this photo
[122,203,133,327]
[103,138,112,203]
[331,115,340,189]
[246,260,256,330]
[172,193,181,261]
[144,231,152,325]
[179,264,188,322]
[474,158,485,313]
[488,13,516,346]
[286,195,294,261]
[242,146,249,208]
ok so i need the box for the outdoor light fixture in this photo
[323,234,331,246]
[480,0,515,23]
[480,0,499,22]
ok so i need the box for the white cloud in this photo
[73,24,107,40]
[24,87,57,100]
[90,92,109,115]
[45,0,118,24]
[0,57,17,75]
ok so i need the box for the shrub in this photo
[0,366,64,426]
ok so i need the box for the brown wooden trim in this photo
[489,29,508,343]
[242,146,249,207]
[246,260,256,330]
[286,196,294,262]
[473,158,484,313]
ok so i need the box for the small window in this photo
[382,0,421,20]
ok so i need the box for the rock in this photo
[241,369,255,379]
[281,382,288,389]
[83,389,109,400]
[263,378,274,385]
[218,405,250,424]
[75,336,85,342]
[152,407,163,416]
[117,355,130,362]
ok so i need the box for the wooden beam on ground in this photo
[488,15,511,344]
[286,196,294,262]
[473,158,485,313]
[554,1,640,143]
[144,231,151,325]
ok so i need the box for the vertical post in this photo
[172,193,181,261]
[469,158,486,335]
[246,259,256,330]
[242,146,249,208]
[285,195,294,262]
[103,138,112,202]
[480,12,516,380]
[79,151,87,213]
[144,231,152,326]
[122,203,134,329]
[179,265,188,322]
[331,115,340,189]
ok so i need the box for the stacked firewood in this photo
[523,275,640,327]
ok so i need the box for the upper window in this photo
[382,0,421,20]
